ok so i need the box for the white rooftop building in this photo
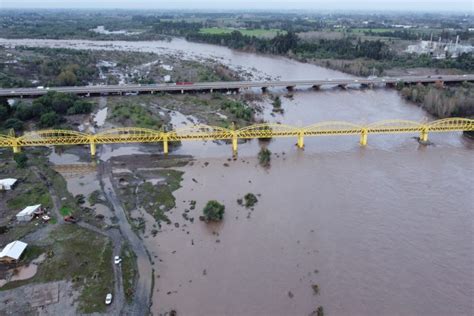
[0,240,28,263]
[16,204,42,222]
[0,178,17,191]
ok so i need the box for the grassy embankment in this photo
[120,242,138,303]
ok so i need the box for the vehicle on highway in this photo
[114,256,122,265]
[37,86,44,89]
[124,91,139,96]
[105,293,113,305]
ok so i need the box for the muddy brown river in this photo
[3,37,472,315]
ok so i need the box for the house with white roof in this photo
[0,240,28,264]
[0,178,17,191]
[16,204,42,222]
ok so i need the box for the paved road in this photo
[2,74,473,97]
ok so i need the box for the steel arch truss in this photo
[0,118,473,153]
[427,118,474,132]
[0,134,14,147]
[303,121,363,136]
[237,123,299,139]
[367,120,424,134]
[167,124,233,141]
[95,127,163,144]
[18,130,90,146]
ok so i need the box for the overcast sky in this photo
[0,0,472,12]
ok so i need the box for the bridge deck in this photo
[1,75,473,97]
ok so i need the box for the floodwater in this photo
[5,37,473,315]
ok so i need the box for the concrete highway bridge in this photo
[1,74,473,98]
[1,118,473,157]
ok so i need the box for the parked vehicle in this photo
[114,256,122,265]
[105,293,113,305]
[64,215,77,223]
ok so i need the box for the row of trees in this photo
[186,31,392,61]
[0,92,93,131]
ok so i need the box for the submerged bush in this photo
[203,200,225,222]
[243,193,258,208]
[258,147,271,167]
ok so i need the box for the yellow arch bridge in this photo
[1,118,473,157]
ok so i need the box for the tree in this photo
[39,111,62,127]
[0,104,9,121]
[202,200,225,222]
[56,69,77,86]
[13,153,28,168]
[4,118,24,131]
[14,102,35,121]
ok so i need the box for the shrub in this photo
[203,200,225,222]
[13,152,28,168]
[243,193,258,208]
[4,118,24,131]
[258,147,271,167]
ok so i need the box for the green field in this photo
[199,27,285,38]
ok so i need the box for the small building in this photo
[16,204,42,222]
[163,75,171,82]
[0,240,28,264]
[0,178,17,191]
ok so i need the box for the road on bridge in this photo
[1,74,473,98]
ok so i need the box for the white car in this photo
[114,256,122,265]
[105,293,113,305]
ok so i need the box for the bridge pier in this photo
[420,128,429,143]
[12,145,21,154]
[163,136,169,155]
[297,132,304,149]
[360,129,368,146]
[232,133,238,154]
[312,85,320,90]
[90,142,96,157]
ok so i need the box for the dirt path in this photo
[99,161,153,316]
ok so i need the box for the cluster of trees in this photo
[220,99,253,122]
[186,31,300,55]
[398,82,474,118]
[296,37,391,60]
[187,31,392,61]
[0,92,93,131]
[360,29,420,40]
